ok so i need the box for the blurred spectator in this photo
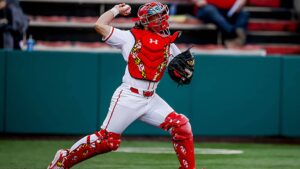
[0,0,28,50]
[192,0,249,48]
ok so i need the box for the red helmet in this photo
[137,2,170,35]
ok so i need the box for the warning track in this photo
[116,147,243,155]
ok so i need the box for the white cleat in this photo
[47,149,69,169]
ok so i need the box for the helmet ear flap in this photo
[139,17,147,25]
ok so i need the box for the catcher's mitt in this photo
[168,48,195,85]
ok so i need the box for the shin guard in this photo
[62,129,121,168]
[160,112,195,169]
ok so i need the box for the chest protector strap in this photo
[128,28,180,82]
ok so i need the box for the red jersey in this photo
[128,28,179,82]
[207,0,236,9]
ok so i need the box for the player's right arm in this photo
[94,3,131,38]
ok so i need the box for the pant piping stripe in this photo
[105,90,123,130]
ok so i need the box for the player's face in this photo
[147,12,169,34]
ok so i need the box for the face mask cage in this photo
[137,2,170,36]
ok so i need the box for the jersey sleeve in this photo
[169,43,181,63]
[103,27,132,49]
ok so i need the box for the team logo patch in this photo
[187,60,195,66]
[180,146,187,155]
[183,159,189,168]
[83,150,88,156]
[149,38,158,44]
[57,161,63,167]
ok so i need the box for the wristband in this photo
[110,7,119,17]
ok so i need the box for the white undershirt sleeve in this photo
[168,43,182,64]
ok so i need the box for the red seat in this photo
[37,41,72,47]
[70,17,98,23]
[248,20,299,32]
[74,42,109,48]
[263,45,300,55]
[248,0,280,8]
[35,16,68,22]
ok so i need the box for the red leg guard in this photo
[160,112,195,169]
[63,129,121,168]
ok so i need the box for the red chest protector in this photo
[128,28,180,82]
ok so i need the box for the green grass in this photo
[0,139,300,169]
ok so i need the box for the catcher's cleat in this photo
[47,149,69,169]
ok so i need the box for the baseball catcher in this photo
[168,48,195,85]
[47,2,196,169]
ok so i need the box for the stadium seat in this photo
[248,0,281,8]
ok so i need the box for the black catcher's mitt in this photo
[168,48,195,85]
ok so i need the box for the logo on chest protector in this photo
[149,38,158,45]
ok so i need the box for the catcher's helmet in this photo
[136,2,170,36]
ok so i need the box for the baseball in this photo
[124,4,131,15]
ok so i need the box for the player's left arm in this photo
[168,45,195,85]
[94,3,131,38]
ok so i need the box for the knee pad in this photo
[161,113,195,169]
[160,112,193,140]
[95,129,121,151]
